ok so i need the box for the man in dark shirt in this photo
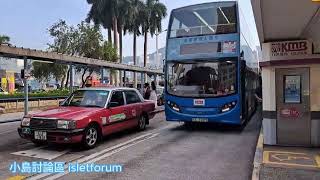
[144,83,151,100]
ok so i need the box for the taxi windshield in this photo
[62,90,109,108]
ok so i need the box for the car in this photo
[18,87,156,149]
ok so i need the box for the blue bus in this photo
[164,1,260,125]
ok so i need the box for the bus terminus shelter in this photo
[252,0,320,146]
[0,44,163,115]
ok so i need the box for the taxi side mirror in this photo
[59,100,64,106]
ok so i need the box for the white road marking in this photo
[28,132,159,180]
[11,146,69,160]
[45,133,159,180]
[24,122,178,180]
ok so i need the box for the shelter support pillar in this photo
[69,64,74,92]
[23,57,28,116]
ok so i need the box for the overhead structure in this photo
[0,45,163,75]
[251,0,320,53]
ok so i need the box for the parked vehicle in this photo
[18,87,156,149]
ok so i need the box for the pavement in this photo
[0,110,262,180]
[259,145,320,180]
[0,111,39,124]
[253,127,320,180]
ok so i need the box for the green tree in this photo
[0,35,10,44]
[124,0,144,87]
[32,20,117,88]
[142,0,167,72]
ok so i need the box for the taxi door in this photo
[123,90,142,127]
[103,90,127,135]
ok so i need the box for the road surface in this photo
[0,111,261,180]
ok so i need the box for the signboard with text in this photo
[271,40,312,57]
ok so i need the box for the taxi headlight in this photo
[21,117,31,126]
[57,120,76,129]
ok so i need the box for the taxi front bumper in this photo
[18,127,84,144]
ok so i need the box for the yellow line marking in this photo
[263,151,320,168]
[6,175,26,180]
[315,155,320,168]
[264,150,307,155]
[257,134,263,149]
[271,153,310,162]
[263,151,269,164]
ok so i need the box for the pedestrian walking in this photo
[144,83,151,100]
[150,81,158,108]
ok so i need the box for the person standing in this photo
[150,81,158,108]
[144,83,151,100]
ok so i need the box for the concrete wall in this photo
[0,98,63,113]
[262,64,320,147]
[262,67,276,111]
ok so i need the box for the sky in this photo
[0,0,260,57]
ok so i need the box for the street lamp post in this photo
[155,29,167,86]
[155,29,167,69]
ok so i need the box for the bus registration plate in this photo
[192,118,208,122]
[194,99,205,106]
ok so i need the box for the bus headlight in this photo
[220,101,237,113]
[167,101,180,112]
[57,120,76,129]
[21,117,31,127]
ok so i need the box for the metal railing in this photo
[0,96,67,103]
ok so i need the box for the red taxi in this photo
[18,87,155,149]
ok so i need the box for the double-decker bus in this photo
[164,1,260,125]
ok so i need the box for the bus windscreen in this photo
[167,59,237,97]
[169,2,237,38]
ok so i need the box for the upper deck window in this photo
[169,2,237,38]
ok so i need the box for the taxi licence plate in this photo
[192,118,208,122]
[34,131,47,140]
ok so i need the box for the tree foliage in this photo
[0,35,10,44]
[32,20,118,88]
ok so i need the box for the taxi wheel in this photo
[82,125,99,149]
[137,115,146,131]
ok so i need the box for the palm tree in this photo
[87,0,126,85]
[124,0,144,88]
[0,35,10,44]
[142,0,167,82]
[86,0,113,43]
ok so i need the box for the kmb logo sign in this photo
[271,40,311,57]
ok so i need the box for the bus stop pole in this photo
[140,72,144,95]
[123,71,126,87]
[23,56,28,116]
[69,64,74,92]
[120,70,123,87]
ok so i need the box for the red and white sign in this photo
[223,41,237,53]
[280,108,300,118]
[194,99,205,106]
